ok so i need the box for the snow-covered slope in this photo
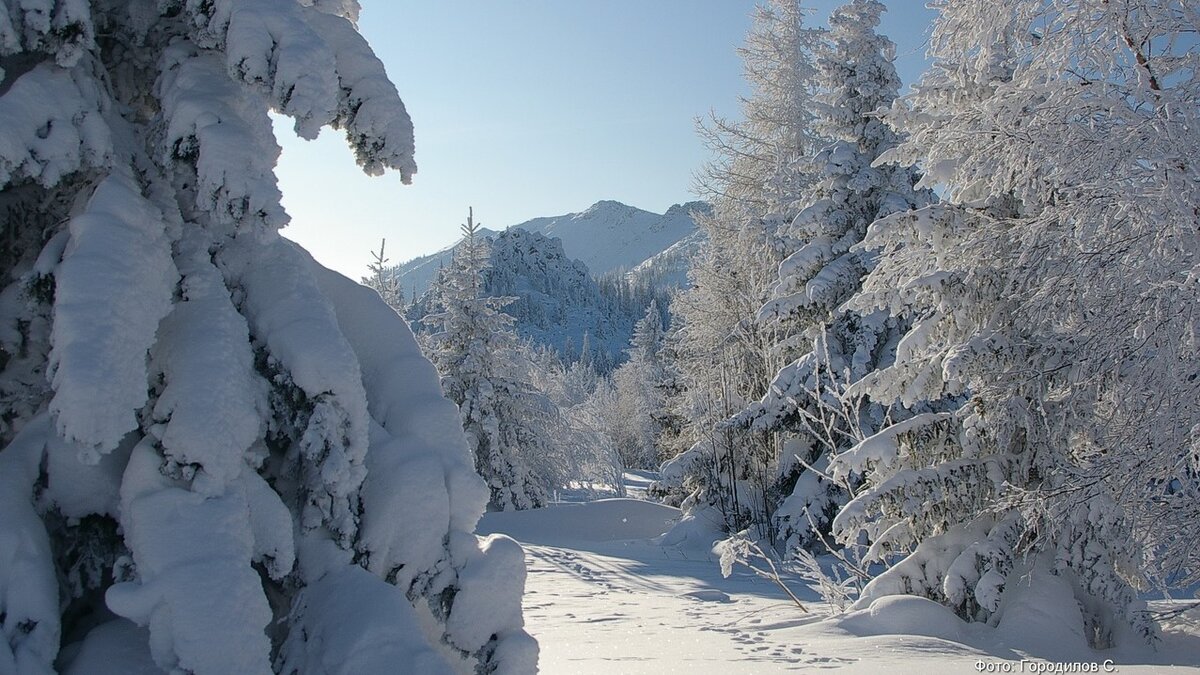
[393,201,706,298]
[626,227,708,289]
[478,494,1200,675]
[389,227,500,302]
[398,201,701,368]
[408,228,659,369]
[513,200,708,278]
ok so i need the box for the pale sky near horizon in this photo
[276,1,938,279]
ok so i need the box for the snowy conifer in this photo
[424,209,554,512]
[363,237,404,311]
[658,0,825,538]
[829,0,1199,645]
[732,0,933,552]
[0,4,534,673]
[609,300,671,469]
[760,0,929,331]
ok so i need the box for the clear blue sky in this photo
[277,1,937,278]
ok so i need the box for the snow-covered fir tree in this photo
[608,299,671,470]
[656,0,826,538]
[407,226,666,374]
[829,0,1199,646]
[730,0,933,553]
[0,3,535,673]
[363,237,404,311]
[424,208,556,512]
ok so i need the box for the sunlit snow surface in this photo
[479,478,1200,674]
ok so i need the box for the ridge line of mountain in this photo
[393,199,710,299]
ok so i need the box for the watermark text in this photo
[975,660,1116,673]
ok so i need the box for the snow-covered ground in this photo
[478,484,1200,674]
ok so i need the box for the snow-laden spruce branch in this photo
[0,2,535,673]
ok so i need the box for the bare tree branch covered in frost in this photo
[829,0,1199,647]
[527,348,628,499]
[0,2,535,673]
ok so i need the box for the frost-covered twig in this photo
[805,510,872,586]
[792,548,857,613]
[717,533,808,613]
[1149,602,1200,620]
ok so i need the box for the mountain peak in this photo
[515,201,701,276]
[395,201,708,297]
[581,199,640,217]
[663,201,711,218]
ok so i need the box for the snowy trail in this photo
[520,540,822,673]
[479,498,1200,674]
[478,499,964,673]
[478,499,818,673]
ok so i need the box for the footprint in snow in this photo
[682,589,733,603]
